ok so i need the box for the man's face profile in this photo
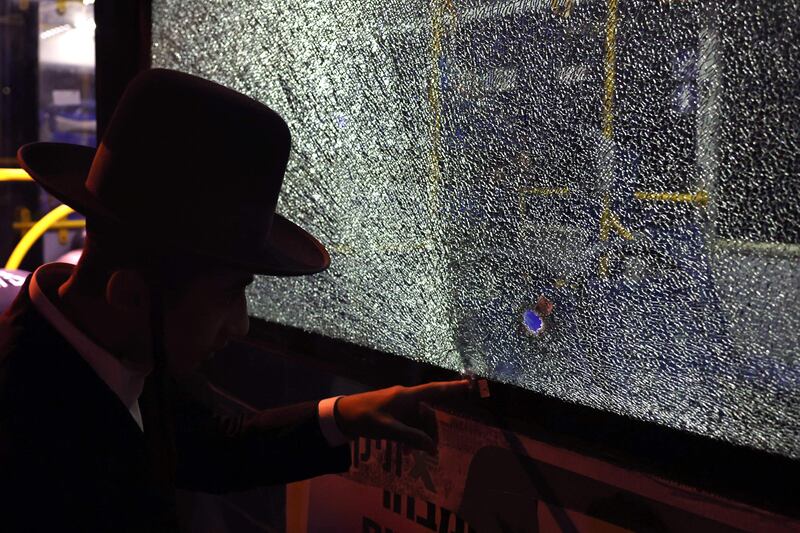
[162,266,254,375]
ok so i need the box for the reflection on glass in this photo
[153,0,800,457]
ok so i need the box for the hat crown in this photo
[18,68,330,275]
[86,69,291,256]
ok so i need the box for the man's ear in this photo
[105,269,150,314]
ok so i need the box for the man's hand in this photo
[334,380,471,455]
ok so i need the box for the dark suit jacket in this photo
[0,278,351,532]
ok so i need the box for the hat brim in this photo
[17,142,330,276]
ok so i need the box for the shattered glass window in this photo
[152,0,799,457]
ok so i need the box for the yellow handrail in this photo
[0,168,33,181]
[6,204,75,270]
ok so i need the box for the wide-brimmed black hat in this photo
[17,68,329,276]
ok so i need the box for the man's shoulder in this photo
[0,287,67,387]
[0,283,106,421]
[0,312,76,425]
[0,305,146,466]
[0,274,46,359]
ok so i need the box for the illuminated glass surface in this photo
[153,0,799,457]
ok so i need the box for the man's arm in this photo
[171,379,350,493]
[170,376,471,493]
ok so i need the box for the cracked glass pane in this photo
[152,0,799,457]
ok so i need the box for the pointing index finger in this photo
[404,379,472,403]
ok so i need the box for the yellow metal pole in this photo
[634,190,709,206]
[598,0,623,277]
[427,0,457,216]
[6,204,75,270]
[0,168,33,181]
[602,0,619,139]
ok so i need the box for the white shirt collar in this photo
[29,263,147,431]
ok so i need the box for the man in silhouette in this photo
[0,69,467,532]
